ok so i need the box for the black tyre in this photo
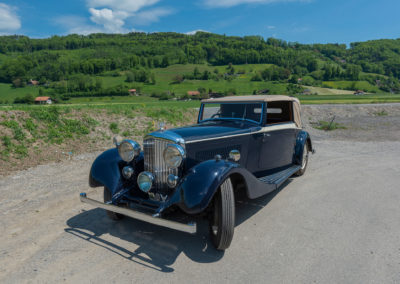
[209,178,235,250]
[103,187,124,221]
[295,143,309,176]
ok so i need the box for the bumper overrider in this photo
[79,192,197,234]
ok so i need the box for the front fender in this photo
[89,148,124,195]
[167,159,239,214]
[161,159,270,215]
[294,130,312,165]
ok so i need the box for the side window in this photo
[265,101,293,125]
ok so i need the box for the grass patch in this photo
[374,110,388,116]
[109,122,120,134]
[0,120,26,141]
[313,119,347,131]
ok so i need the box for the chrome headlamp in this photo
[117,140,141,162]
[163,144,185,168]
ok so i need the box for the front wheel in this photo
[209,178,235,250]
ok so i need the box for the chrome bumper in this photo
[79,193,197,234]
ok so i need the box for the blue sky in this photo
[0,0,399,44]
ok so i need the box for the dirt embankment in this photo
[0,107,197,176]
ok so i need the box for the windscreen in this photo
[200,102,263,124]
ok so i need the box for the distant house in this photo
[28,79,39,86]
[129,89,137,96]
[297,78,303,83]
[35,96,52,104]
[187,91,200,96]
[354,90,365,95]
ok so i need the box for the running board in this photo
[258,165,301,189]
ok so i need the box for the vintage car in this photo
[80,95,314,250]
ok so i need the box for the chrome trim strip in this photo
[185,123,300,144]
[80,194,197,234]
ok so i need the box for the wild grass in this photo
[313,119,347,131]
[374,110,388,116]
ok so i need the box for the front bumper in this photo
[79,193,197,234]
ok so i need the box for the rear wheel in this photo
[295,143,309,176]
[209,178,235,251]
[103,187,124,221]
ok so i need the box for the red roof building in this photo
[29,79,39,86]
[187,91,200,96]
[35,97,52,104]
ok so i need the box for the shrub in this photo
[109,122,119,134]
[314,120,346,131]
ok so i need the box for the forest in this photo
[1,32,400,103]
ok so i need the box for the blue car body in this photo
[88,96,313,218]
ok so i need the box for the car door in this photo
[257,101,297,173]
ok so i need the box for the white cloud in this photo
[68,0,172,34]
[89,8,129,33]
[186,29,210,35]
[203,0,312,8]
[267,25,276,30]
[87,0,160,12]
[0,3,21,34]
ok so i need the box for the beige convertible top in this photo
[202,95,300,104]
[202,95,302,128]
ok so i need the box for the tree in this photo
[14,93,35,104]
[125,71,135,83]
[12,78,24,88]
[150,73,156,84]
[193,67,200,78]
[172,75,184,84]
[161,56,170,67]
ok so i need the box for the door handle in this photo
[262,132,270,142]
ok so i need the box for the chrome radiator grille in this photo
[143,137,179,190]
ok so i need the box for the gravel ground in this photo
[1,104,400,283]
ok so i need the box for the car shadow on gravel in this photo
[65,179,292,272]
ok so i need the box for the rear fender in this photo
[294,130,312,165]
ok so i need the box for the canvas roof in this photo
[202,95,300,104]
[202,95,302,128]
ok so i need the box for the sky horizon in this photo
[0,0,399,44]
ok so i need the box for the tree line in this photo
[1,32,400,92]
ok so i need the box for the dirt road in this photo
[1,104,400,283]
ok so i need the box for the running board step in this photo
[258,165,301,189]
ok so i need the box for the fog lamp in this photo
[167,174,179,188]
[137,172,154,193]
[122,166,134,179]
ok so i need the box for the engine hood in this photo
[147,121,261,144]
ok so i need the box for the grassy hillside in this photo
[1,32,400,105]
[3,63,397,105]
